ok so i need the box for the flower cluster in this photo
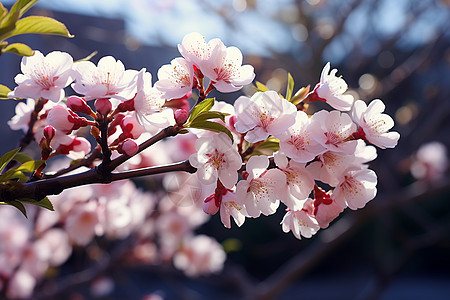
[3,31,400,297]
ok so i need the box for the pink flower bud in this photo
[117,138,139,156]
[95,98,112,116]
[120,116,145,139]
[174,109,189,125]
[43,126,56,141]
[203,194,220,215]
[67,96,93,116]
[47,106,90,134]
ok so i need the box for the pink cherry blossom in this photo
[411,141,448,181]
[280,209,320,240]
[178,32,221,68]
[274,152,315,210]
[189,133,242,189]
[72,56,138,100]
[134,70,175,132]
[8,50,74,103]
[310,110,358,154]
[120,115,145,139]
[308,186,344,229]
[234,91,297,143]
[220,189,247,228]
[6,269,36,299]
[117,138,139,156]
[313,62,354,111]
[278,111,326,163]
[333,168,377,210]
[154,57,195,100]
[7,98,34,132]
[51,134,91,160]
[201,43,255,93]
[173,235,226,277]
[65,201,99,246]
[236,155,286,217]
[46,105,90,134]
[352,99,400,149]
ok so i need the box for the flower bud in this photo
[43,125,56,141]
[95,98,112,116]
[117,138,139,156]
[67,96,94,116]
[120,116,145,139]
[174,109,189,125]
[203,194,220,215]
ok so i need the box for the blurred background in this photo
[1,0,450,299]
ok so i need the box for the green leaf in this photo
[20,197,54,211]
[188,97,215,122]
[254,138,280,151]
[0,3,7,21]
[13,0,40,18]
[0,83,12,99]
[13,152,34,164]
[253,81,269,92]
[0,200,27,218]
[0,160,43,182]
[286,72,294,102]
[189,120,233,141]
[75,50,98,63]
[6,16,73,39]
[0,148,21,174]
[191,111,229,123]
[2,42,33,56]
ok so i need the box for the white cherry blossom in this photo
[310,110,358,154]
[154,57,195,100]
[352,99,400,149]
[72,56,138,100]
[189,133,242,189]
[234,91,297,143]
[236,155,286,217]
[8,50,74,103]
[314,62,354,111]
[220,189,247,228]
[178,32,221,69]
[278,110,326,163]
[333,168,377,210]
[280,209,320,240]
[134,70,175,133]
[201,43,255,93]
[274,152,315,211]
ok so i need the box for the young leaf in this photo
[75,50,98,63]
[286,72,294,102]
[253,81,269,92]
[189,120,233,141]
[0,200,27,218]
[2,42,33,56]
[6,16,74,39]
[188,97,215,122]
[20,197,54,211]
[0,83,11,99]
[190,111,229,123]
[0,160,44,182]
[14,0,40,18]
[0,148,20,174]
[290,85,311,106]
[0,3,7,21]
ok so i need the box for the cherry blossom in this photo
[64,200,99,246]
[236,155,286,217]
[8,50,74,103]
[46,105,91,134]
[220,189,247,228]
[177,32,221,69]
[333,168,377,210]
[310,110,358,154]
[312,62,354,111]
[307,140,377,187]
[281,209,320,240]
[411,141,448,181]
[134,70,175,132]
[274,152,315,211]
[234,91,297,143]
[201,42,255,93]
[173,235,226,277]
[278,111,326,163]
[189,133,242,189]
[352,99,400,149]
[307,186,344,229]
[72,56,138,100]
[154,57,195,100]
